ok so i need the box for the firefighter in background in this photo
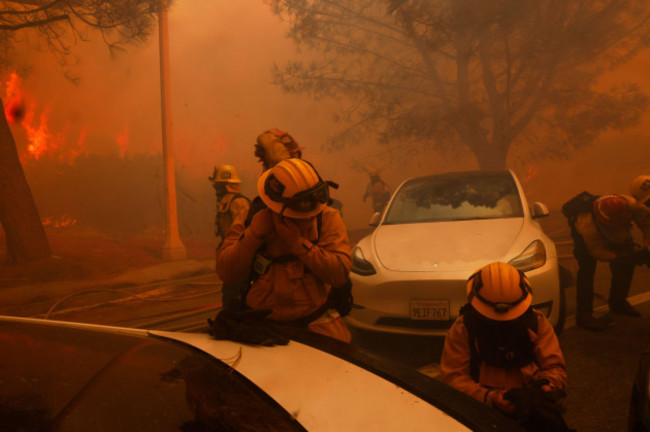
[209,165,251,309]
[254,128,303,171]
[631,175,650,207]
[215,158,352,342]
[440,262,570,431]
[363,169,391,213]
[570,194,650,332]
[252,128,344,216]
[208,165,250,244]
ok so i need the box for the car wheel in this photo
[553,285,566,336]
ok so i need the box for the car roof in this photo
[0,315,520,431]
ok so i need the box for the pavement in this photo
[0,258,216,318]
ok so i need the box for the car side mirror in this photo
[532,202,550,219]
[369,212,381,226]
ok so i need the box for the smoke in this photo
[4,0,650,241]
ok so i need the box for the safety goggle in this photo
[264,166,338,214]
[468,269,531,314]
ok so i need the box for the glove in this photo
[248,208,274,240]
[207,308,290,346]
[271,212,304,253]
[504,385,574,432]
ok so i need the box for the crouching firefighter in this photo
[440,262,572,432]
[562,193,650,331]
[210,158,353,344]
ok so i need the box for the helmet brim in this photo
[257,169,325,219]
[469,295,532,321]
[466,281,532,321]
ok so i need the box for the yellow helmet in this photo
[466,262,532,321]
[257,159,333,219]
[631,175,650,204]
[210,165,242,184]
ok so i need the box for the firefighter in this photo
[254,128,302,171]
[363,169,391,213]
[251,128,344,217]
[570,194,650,332]
[440,262,570,431]
[209,165,251,309]
[215,158,352,342]
[208,165,250,243]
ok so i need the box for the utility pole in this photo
[158,0,186,260]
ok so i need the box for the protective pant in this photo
[572,232,635,316]
[220,277,248,310]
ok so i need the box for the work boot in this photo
[576,314,609,332]
[609,301,641,317]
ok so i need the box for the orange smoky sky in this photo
[6,0,391,230]
[5,0,650,231]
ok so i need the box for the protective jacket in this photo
[573,195,650,262]
[216,189,250,240]
[215,206,352,342]
[439,309,567,408]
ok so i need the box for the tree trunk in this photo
[0,98,51,264]
[473,139,509,171]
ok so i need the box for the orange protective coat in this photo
[574,195,650,261]
[439,309,567,407]
[216,206,352,342]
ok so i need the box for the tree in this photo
[266,0,650,170]
[0,0,164,264]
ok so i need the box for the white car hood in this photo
[374,218,524,272]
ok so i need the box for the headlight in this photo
[351,246,376,276]
[509,240,546,272]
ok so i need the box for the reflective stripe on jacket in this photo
[439,309,567,407]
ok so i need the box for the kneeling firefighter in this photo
[213,158,353,343]
[440,262,572,432]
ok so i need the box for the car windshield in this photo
[383,171,524,224]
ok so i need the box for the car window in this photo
[0,322,305,432]
[383,171,523,224]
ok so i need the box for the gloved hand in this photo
[488,389,516,414]
[271,212,304,253]
[248,208,274,240]
[504,384,573,432]
[207,308,290,346]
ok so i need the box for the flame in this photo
[4,73,26,124]
[116,126,129,157]
[3,71,81,163]
[42,215,77,228]
[23,106,61,159]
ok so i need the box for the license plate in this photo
[410,300,449,320]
